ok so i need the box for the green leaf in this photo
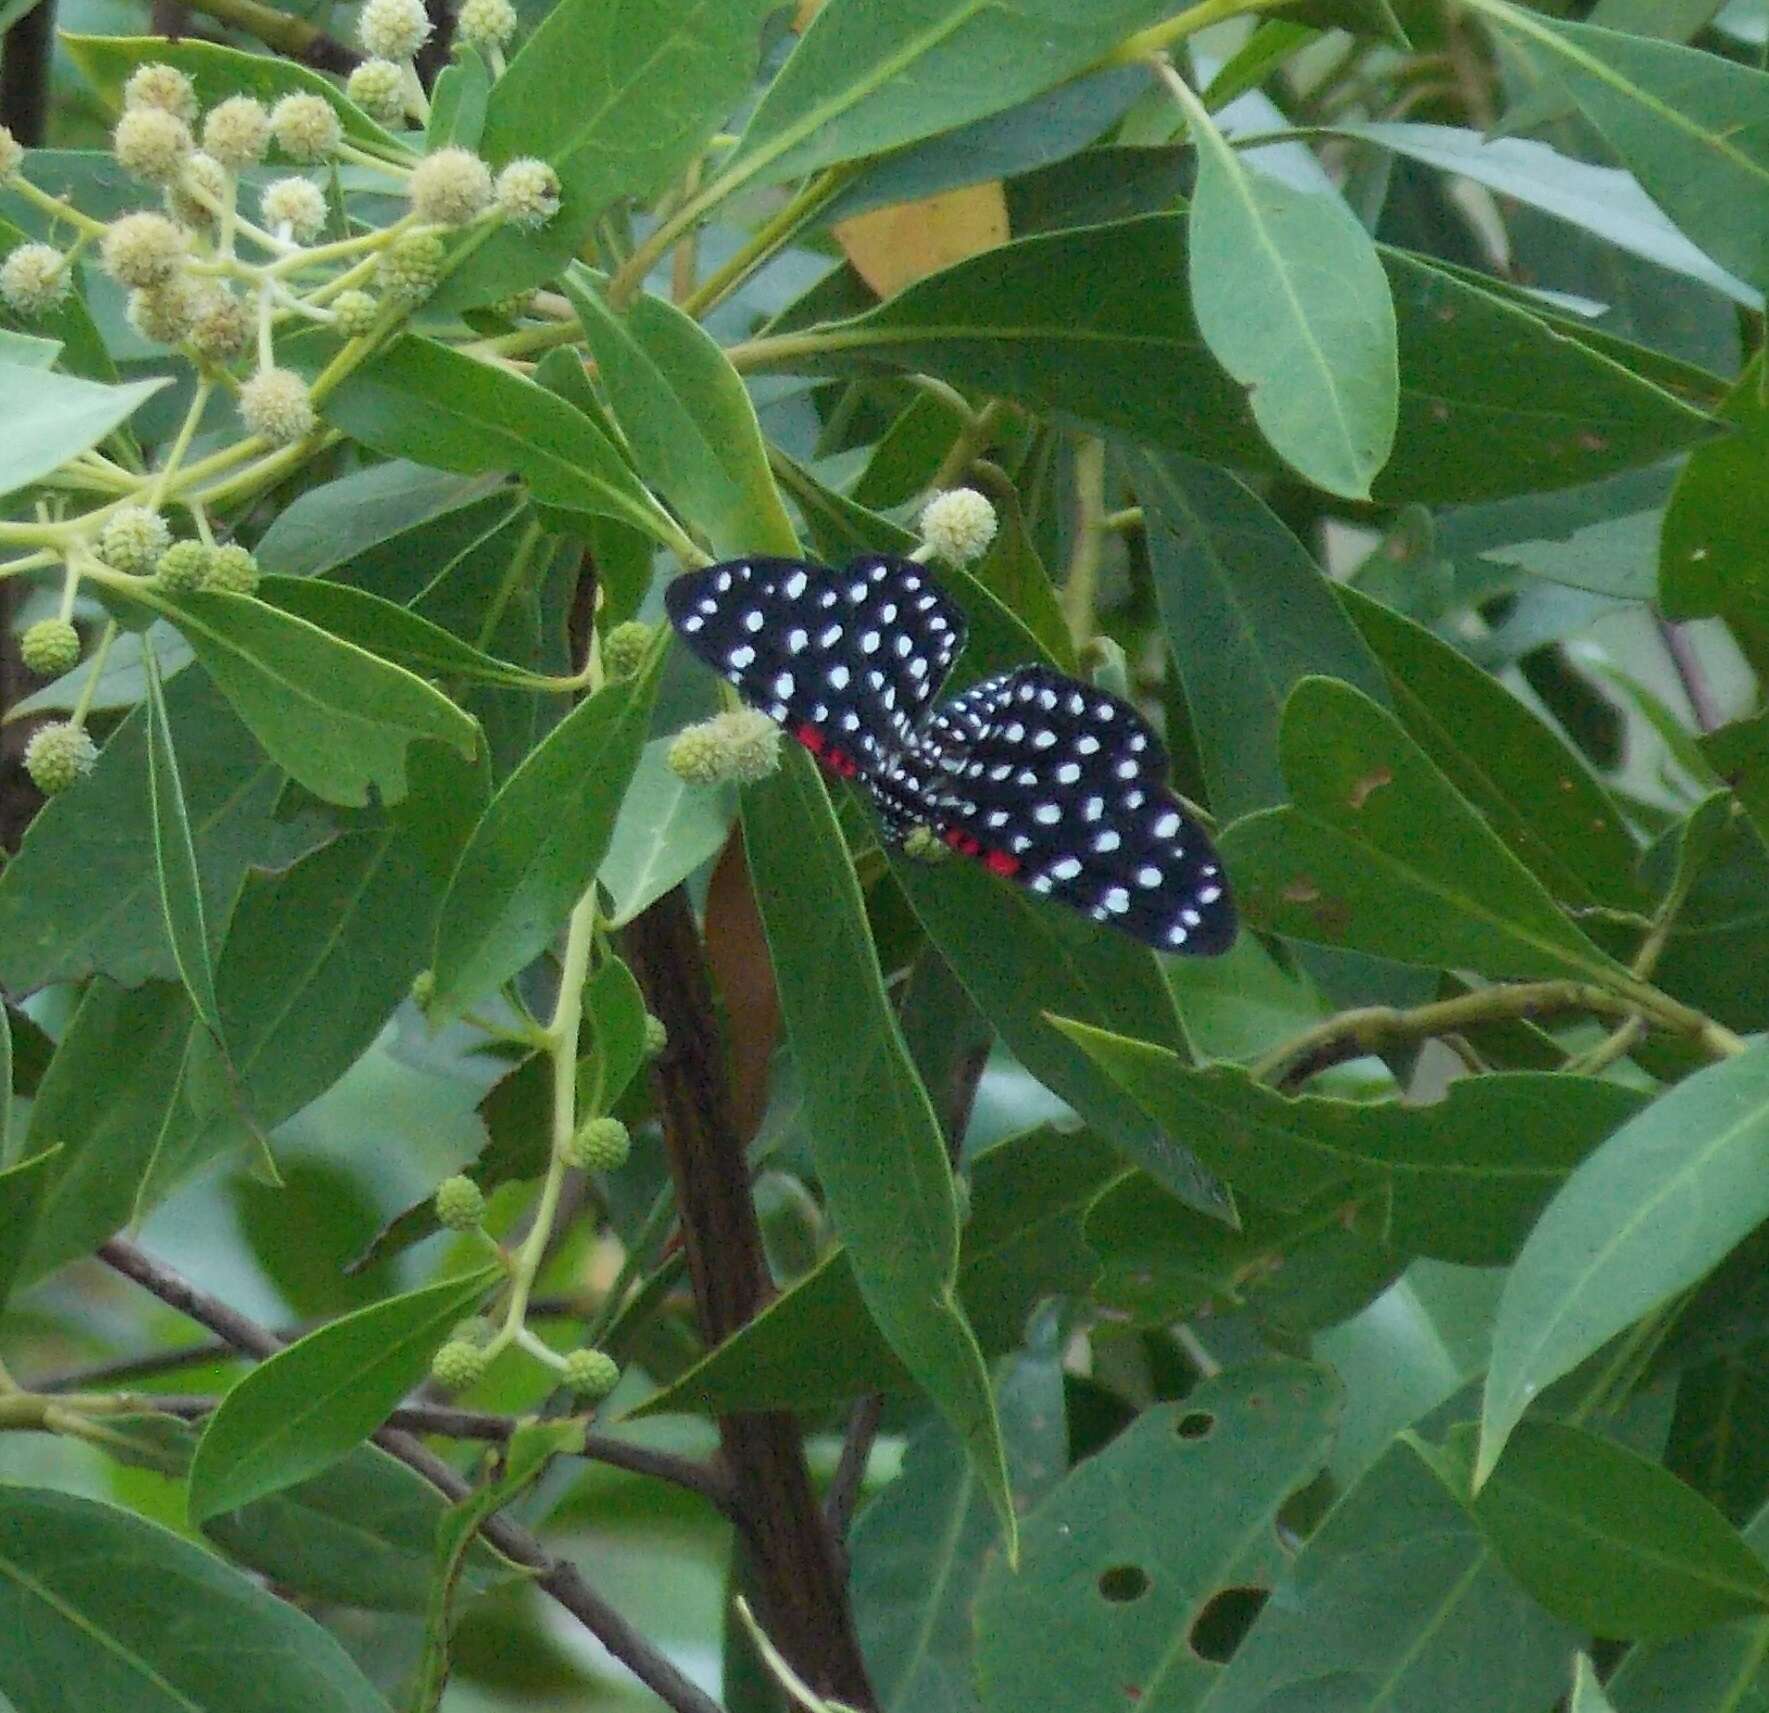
[429,634,666,1018]
[256,575,542,688]
[1173,77,1397,498]
[1662,352,1769,620]
[1338,583,1644,912]
[1479,1041,1769,1484]
[440,0,773,307]
[755,216,1713,504]
[1218,677,1630,983]
[597,736,737,928]
[141,585,478,807]
[253,461,506,580]
[1058,1020,1644,1265]
[0,365,164,501]
[0,1485,390,1713]
[564,266,797,558]
[63,33,400,154]
[639,1126,1120,1416]
[1468,1422,1769,1639]
[1330,121,1757,307]
[188,1267,499,1525]
[1199,1439,1577,1713]
[1131,449,1392,821]
[0,668,289,993]
[214,748,481,1135]
[744,750,1013,1550]
[1573,1656,1619,1713]
[15,982,240,1289]
[320,335,673,540]
[893,858,1224,1212]
[142,643,221,1039]
[425,43,490,151]
[0,1146,59,1314]
[852,1329,1067,1713]
[728,0,1174,187]
[974,1361,1340,1713]
[1462,0,1769,290]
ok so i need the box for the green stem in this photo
[70,623,118,730]
[1061,436,1107,649]
[148,378,214,511]
[677,165,858,320]
[1105,0,1305,64]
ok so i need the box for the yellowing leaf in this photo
[836,182,1010,297]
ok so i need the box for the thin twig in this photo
[96,1238,726,1713]
[824,1394,883,1542]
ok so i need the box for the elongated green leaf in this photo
[1132,449,1391,821]
[1480,1041,1769,1484]
[0,1145,58,1314]
[0,365,164,501]
[439,0,773,307]
[565,266,795,558]
[1469,1422,1769,1639]
[189,1267,499,1524]
[744,750,1013,1550]
[1339,585,1643,913]
[142,645,220,1038]
[1463,0,1769,290]
[976,1362,1340,1713]
[1058,1019,1643,1265]
[1662,352,1769,620]
[639,1126,1119,1416]
[1199,1439,1577,1713]
[0,1486,389,1713]
[1219,677,1629,983]
[321,335,672,539]
[16,982,242,1289]
[853,1329,1067,1713]
[63,33,400,153]
[256,575,539,688]
[893,858,1224,1211]
[138,586,477,807]
[754,216,1712,504]
[430,634,666,1018]
[0,669,290,993]
[597,736,737,928]
[1175,77,1396,498]
[730,0,1172,187]
[1332,121,1758,307]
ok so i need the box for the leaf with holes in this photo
[975,1360,1340,1713]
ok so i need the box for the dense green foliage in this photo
[2,1,1769,1709]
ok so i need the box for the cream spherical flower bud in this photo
[154,541,215,593]
[331,288,380,337]
[376,231,446,303]
[100,505,173,571]
[271,93,343,163]
[0,243,69,316]
[166,152,228,231]
[113,105,192,187]
[239,367,317,445]
[100,212,187,289]
[123,63,197,123]
[261,176,327,241]
[202,96,272,170]
[495,157,560,228]
[919,487,998,565]
[358,0,432,61]
[457,0,517,49]
[24,722,98,795]
[408,146,494,226]
[125,276,202,346]
[187,285,252,360]
[717,707,783,783]
[347,59,407,125]
[208,544,261,595]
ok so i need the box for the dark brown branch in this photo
[625,884,876,1709]
[824,1394,883,1543]
[95,1238,725,1713]
[112,1393,735,1512]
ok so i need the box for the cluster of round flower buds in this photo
[23,722,98,796]
[667,707,782,787]
[153,540,262,595]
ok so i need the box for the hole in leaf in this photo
[1098,1565,1150,1604]
[1176,1410,1215,1441]
[1189,1586,1268,1663]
